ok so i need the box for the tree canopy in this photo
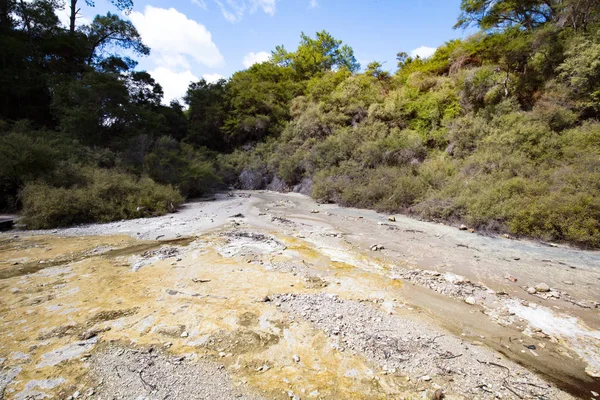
[272,30,360,79]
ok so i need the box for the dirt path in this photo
[1,191,598,399]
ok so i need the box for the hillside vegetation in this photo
[2,0,600,247]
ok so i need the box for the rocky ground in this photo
[0,191,599,399]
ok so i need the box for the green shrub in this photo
[20,167,183,229]
[144,137,220,197]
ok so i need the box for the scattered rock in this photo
[527,287,537,294]
[388,216,396,222]
[563,280,574,285]
[534,283,550,293]
[502,234,511,239]
[292,354,300,363]
[370,244,384,251]
[505,275,518,282]
[464,296,476,305]
[80,327,110,340]
[90,345,264,399]
[310,209,319,214]
[420,375,432,381]
[459,224,468,231]
[432,389,445,400]
[181,331,189,338]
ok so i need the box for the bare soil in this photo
[1,191,598,399]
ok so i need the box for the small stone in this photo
[586,366,600,378]
[181,331,188,338]
[527,287,537,294]
[86,388,95,396]
[257,364,270,372]
[464,296,476,305]
[505,275,518,282]
[420,375,431,381]
[534,283,550,293]
[388,216,396,222]
[503,234,511,239]
[310,209,319,214]
[459,224,468,231]
[591,390,599,397]
[433,389,445,400]
[563,281,574,285]
[72,391,80,399]
[292,354,300,363]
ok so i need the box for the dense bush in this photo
[20,167,183,229]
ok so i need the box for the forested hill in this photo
[1,1,600,248]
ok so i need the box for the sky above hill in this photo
[61,0,470,103]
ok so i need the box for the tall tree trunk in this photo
[18,0,31,34]
[69,0,78,33]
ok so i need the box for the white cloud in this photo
[215,0,276,23]
[309,0,318,8]
[242,51,270,68]
[411,46,437,59]
[130,6,224,69]
[150,67,199,104]
[129,7,226,105]
[254,0,276,15]
[203,73,225,83]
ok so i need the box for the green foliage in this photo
[83,12,149,66]
[272,30,360,79]
[455,0,555,30]
[558,34,600,114]
[0,130,61,210]
[144,137,220,197]
[184,79,228,150]
[20,166,183,229]
[221,62,304,143]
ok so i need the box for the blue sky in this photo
[66,0,471,103]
